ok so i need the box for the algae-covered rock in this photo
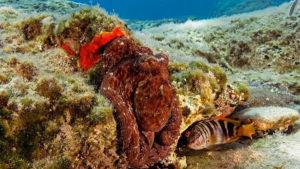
[237,83,295,108]
[0,91,9,108]
[14,6,135,55]
[0,6,126,168]
[231,106,299,134]
[16,61,38,81]
[170,60,248,132]
[36,77,63,101]
[20,15,46,40]
[136,2,300,94]
[16,14,57,48]
[56,8,132,54]
[0,0,86,16]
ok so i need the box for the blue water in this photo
[71,0,291,20]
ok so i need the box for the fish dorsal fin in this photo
[238,122,255,139]
[215,117,241,126]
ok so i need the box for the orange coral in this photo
[79,27,125,71]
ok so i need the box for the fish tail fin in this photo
[238,122,255,139]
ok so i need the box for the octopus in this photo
[98,37,182,168]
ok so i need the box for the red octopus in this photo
[62,28,182,168]
[99,37,182,168]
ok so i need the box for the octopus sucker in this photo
[99,37,181,168]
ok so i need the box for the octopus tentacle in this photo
[134,75,172,132]
[159,88,182,146]
[100,75,140,161]
[98,37,182,168]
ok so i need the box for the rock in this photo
[231,106,299,134]
[234,82,295,110]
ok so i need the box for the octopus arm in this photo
[100,75,141,161]
[100,70,153,168]
[159,88,182,146]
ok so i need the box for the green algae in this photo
[169,60,247,135]
[7,57,19,67]
[168,61,188,73]
[88,106,114,124]
[168,39,185,49]
[0,6,129,169]
[36,77,63,101]
[171,60,228,95]
[16,122,43,160]
[207,76,220,93]
[19,97,48,124]
[152,36,165,41]
[19,15,48,40]
[0,120,31,169]
[0,74,8,84]
[17,14,57,49]
[182,69,208,93]
[16,7,134,53]
[210,65,228,91]
[0,91,9,108]
[201,103,216,117]
[87,94,113,124]
[295,95,300,104]
[54,156,72,169]
[0,108,10,120]
[189,61,210,73]
[233,81,250,101]
[56,8,130,53]
[40,16,57,48]
[16,62,38,81]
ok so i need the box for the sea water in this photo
[71,0,291,20]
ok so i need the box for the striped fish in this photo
[183,118,255,150]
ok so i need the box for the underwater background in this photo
[0,0,299,169]
[72,0,291,20]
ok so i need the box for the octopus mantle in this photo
[99,37,182,168]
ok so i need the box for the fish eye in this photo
[185,131,191,137]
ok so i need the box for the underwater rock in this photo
[136,2,300,94]
[99,37,182,168]
[169,60,248,133]
[0,6,129,168]
[236,82,295,108]
[212,0,275,17]
[16,61,38,81]
[56,8,132,55]
[36,77,63,101]
[231,106,299,134]
[125,17,199,31]
[21,16,43,40]
[0,0,86,16]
